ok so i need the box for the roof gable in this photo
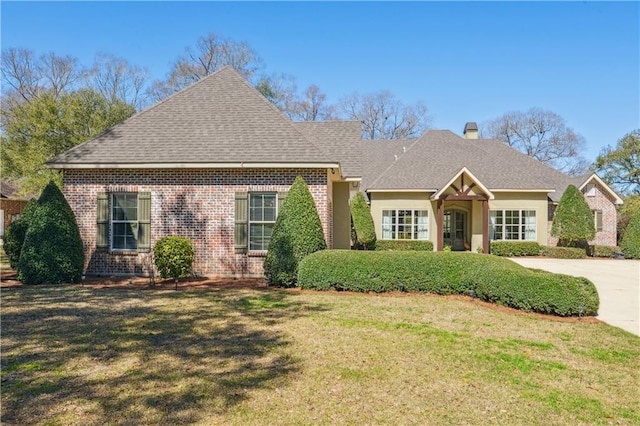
[49,67,332,167]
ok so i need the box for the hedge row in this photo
[592,245,619,258]
[490,241,541,256]
[540,246,586,259]
[298,251,599,317]
[375,240,434,251]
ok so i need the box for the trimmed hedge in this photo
[551,184,595,246]
[541,246,586,259]
[3,199,38,270]
[154,236,195,279]
[490,241,541,257]
[298,250,599,317]
[18,182,84,285]
[350,192,376,250]
[592,245,618,258]
[375,240,434,251]
[620,212,640,259]
[264,176,327,286]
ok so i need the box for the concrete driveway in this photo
[509,258,640,336]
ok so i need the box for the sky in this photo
[2,1,639,163]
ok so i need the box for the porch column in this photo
[437,198,443,251]
[482,198,489,254]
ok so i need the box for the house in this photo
[0,180,33,239]
[48,66,622,277]
[362,125,622,253]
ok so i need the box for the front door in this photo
[443,209,467,251]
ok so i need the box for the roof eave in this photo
[47,162,341,170]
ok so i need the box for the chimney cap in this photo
[463,122,478,134]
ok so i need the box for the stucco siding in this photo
[489,192,549,246]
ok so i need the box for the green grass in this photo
[1,286,639,425]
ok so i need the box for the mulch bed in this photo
[0,270,600,324]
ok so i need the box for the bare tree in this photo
[1,48,80,102]
[339,91,430,139]
[148,32,263,102]
[290,85,336,121]
[482,107,589,176]
[255,73,298,116]
[38,52,81,99]
[88,53,148,108]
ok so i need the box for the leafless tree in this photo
[88,53,148,108]
[1,48,80,102]
[290,85,336,121]
[339,91,430,139]
[148,32,263,102]
[255,73,298,116]
[482,107,589,176]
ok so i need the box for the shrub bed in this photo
[541,246,586,259]
[298,250,599,317]
[375,240,434,251]
[490,241,541,257]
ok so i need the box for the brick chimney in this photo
[463,122,478,139]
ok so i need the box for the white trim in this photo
[578,173,624,205]
[48,162,341,170]
[367,189,437,193]
[491,189,556,193]
[432,167,495,200]
[344,177,362,182]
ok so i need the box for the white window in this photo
[593,210,603,232]
[249,193,277,251]
[490,209,536,241]
[585,183,597,197]
[381,210,428,240]
[111,193,138,250]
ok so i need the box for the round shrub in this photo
[551,185,595,246]
[620,212,640,259]
[153,236,195,279]
[350,191,376,250]
[18,182,84,284]
[264,176,327,287]
[298,250,599,317]
[3,199,38,270]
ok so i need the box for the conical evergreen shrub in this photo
[264,176,327,286]
[551,185,595,247]
[18,181,85,284]
[3,199,38,271]
[350,191,376,250]
[620,212,640,259]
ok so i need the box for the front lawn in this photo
[1,285,638,425]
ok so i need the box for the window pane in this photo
[249,194,277,250]
[382,210,394,239]
[415,210,428,240]
[522,210,536,240]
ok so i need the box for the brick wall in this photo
[582,181,618,246]
[546,181,618,247]
[63,168,330,277]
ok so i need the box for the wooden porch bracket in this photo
[437,199,443,251]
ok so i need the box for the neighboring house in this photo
[0,180,33,239]
[48,66,622,277]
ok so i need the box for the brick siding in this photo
[63,168,330,277]
[0,198,30,236]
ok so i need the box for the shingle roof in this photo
[0,180,18,198]
[293,121,362,178]
[362,130,575,195]
[48,66,340,168]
